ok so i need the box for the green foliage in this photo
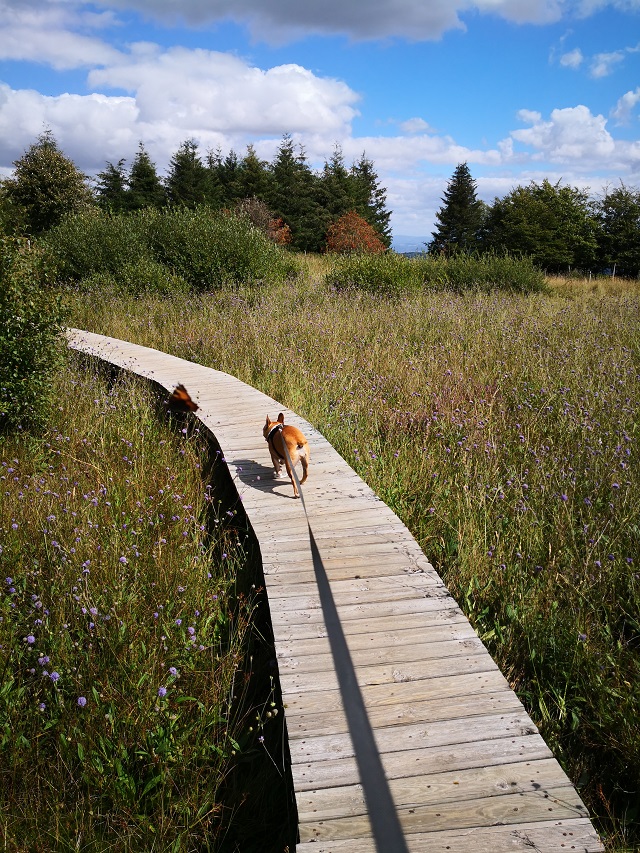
[326,250,546,294]
[45,207,296,292]
[0,365,291,849]
[483,179,599,272]
[0,236,67,431]
[127,143,167,210]
[3,131,93,236]
[417,252,547,293]
[429,162,484,255]
[594,183,640,278]
[326,251,419,294]
[165,139,211,207]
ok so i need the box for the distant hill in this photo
[391,234,428,254]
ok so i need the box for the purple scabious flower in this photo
[157,686,167,698]
[77,696,87,707]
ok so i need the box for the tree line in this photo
[0,131,391,253]
[430,162,640,278]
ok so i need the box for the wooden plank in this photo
[291,733,554,791]
[296,758,575,821]
[296,819,602,853]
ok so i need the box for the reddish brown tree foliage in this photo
[325,210,386,254]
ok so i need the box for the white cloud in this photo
[559,47,584,68]
[590,50,625,78]
[399,117,433,134]
[0,1,120,69]
[511,105,617,164]
[611,87,640,123]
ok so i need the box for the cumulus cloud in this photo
[0,1,119,69]
[88,46,358,136]
[399,117,433,134]
[511,105,617,165]
[611,87,640,123]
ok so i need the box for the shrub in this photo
[0,237,67,431]
[42,209,149,281]
[44,207,297,293]
[325,210,386,254]
[142,207,296,289]
[325,251,419,295]
[416,252,547,293]
[326,251,546,295]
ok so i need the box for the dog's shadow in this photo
[230,457,299,500]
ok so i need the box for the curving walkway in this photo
[67,329,602,853]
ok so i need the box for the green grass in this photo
[0,359,293,851]
[64,267,640,851]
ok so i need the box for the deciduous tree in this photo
[325,210,386,254]
[594,183,640,278]
[483,179,598,272]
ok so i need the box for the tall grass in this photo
[0,359,293,851]
[66,270,640,850]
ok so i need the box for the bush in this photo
[416,252,547,293]
[326,251,420,295]
[0,237,67,431]
[141,207,296,289]
[44,207,297,293]
[42,209,149,281]
[326,251,547,295]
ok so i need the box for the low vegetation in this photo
[64,265,640,851]
[0,362,293,851]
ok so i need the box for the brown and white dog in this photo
[263,413,310,498]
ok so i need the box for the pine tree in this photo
[320,144,354,219]
[96,159,128,213]
[429,162,483,255]
[127,144,166,210]
[5,130,93,234]
[268,135,327,252]
[350,154,392,248]
[165,139,209,207]
[237,144,273,203]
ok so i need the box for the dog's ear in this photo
[168,384,198,412]
[277,413,285,424]
[265,414,271,427]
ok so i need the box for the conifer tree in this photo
[127,144,166,210]
[165,139,209,207]
[96,159,128,212]
[350,154,392,248]
[237,144,273,203]
[320,144,354,219]
[269,135,326,252]
[429,162,483,255]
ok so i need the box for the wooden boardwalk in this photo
[67,329,603,853]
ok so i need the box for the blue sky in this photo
[0,1,639,246]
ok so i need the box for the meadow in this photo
[2,235,639,850]
[64,261,640,851]
[0,360,294,851]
